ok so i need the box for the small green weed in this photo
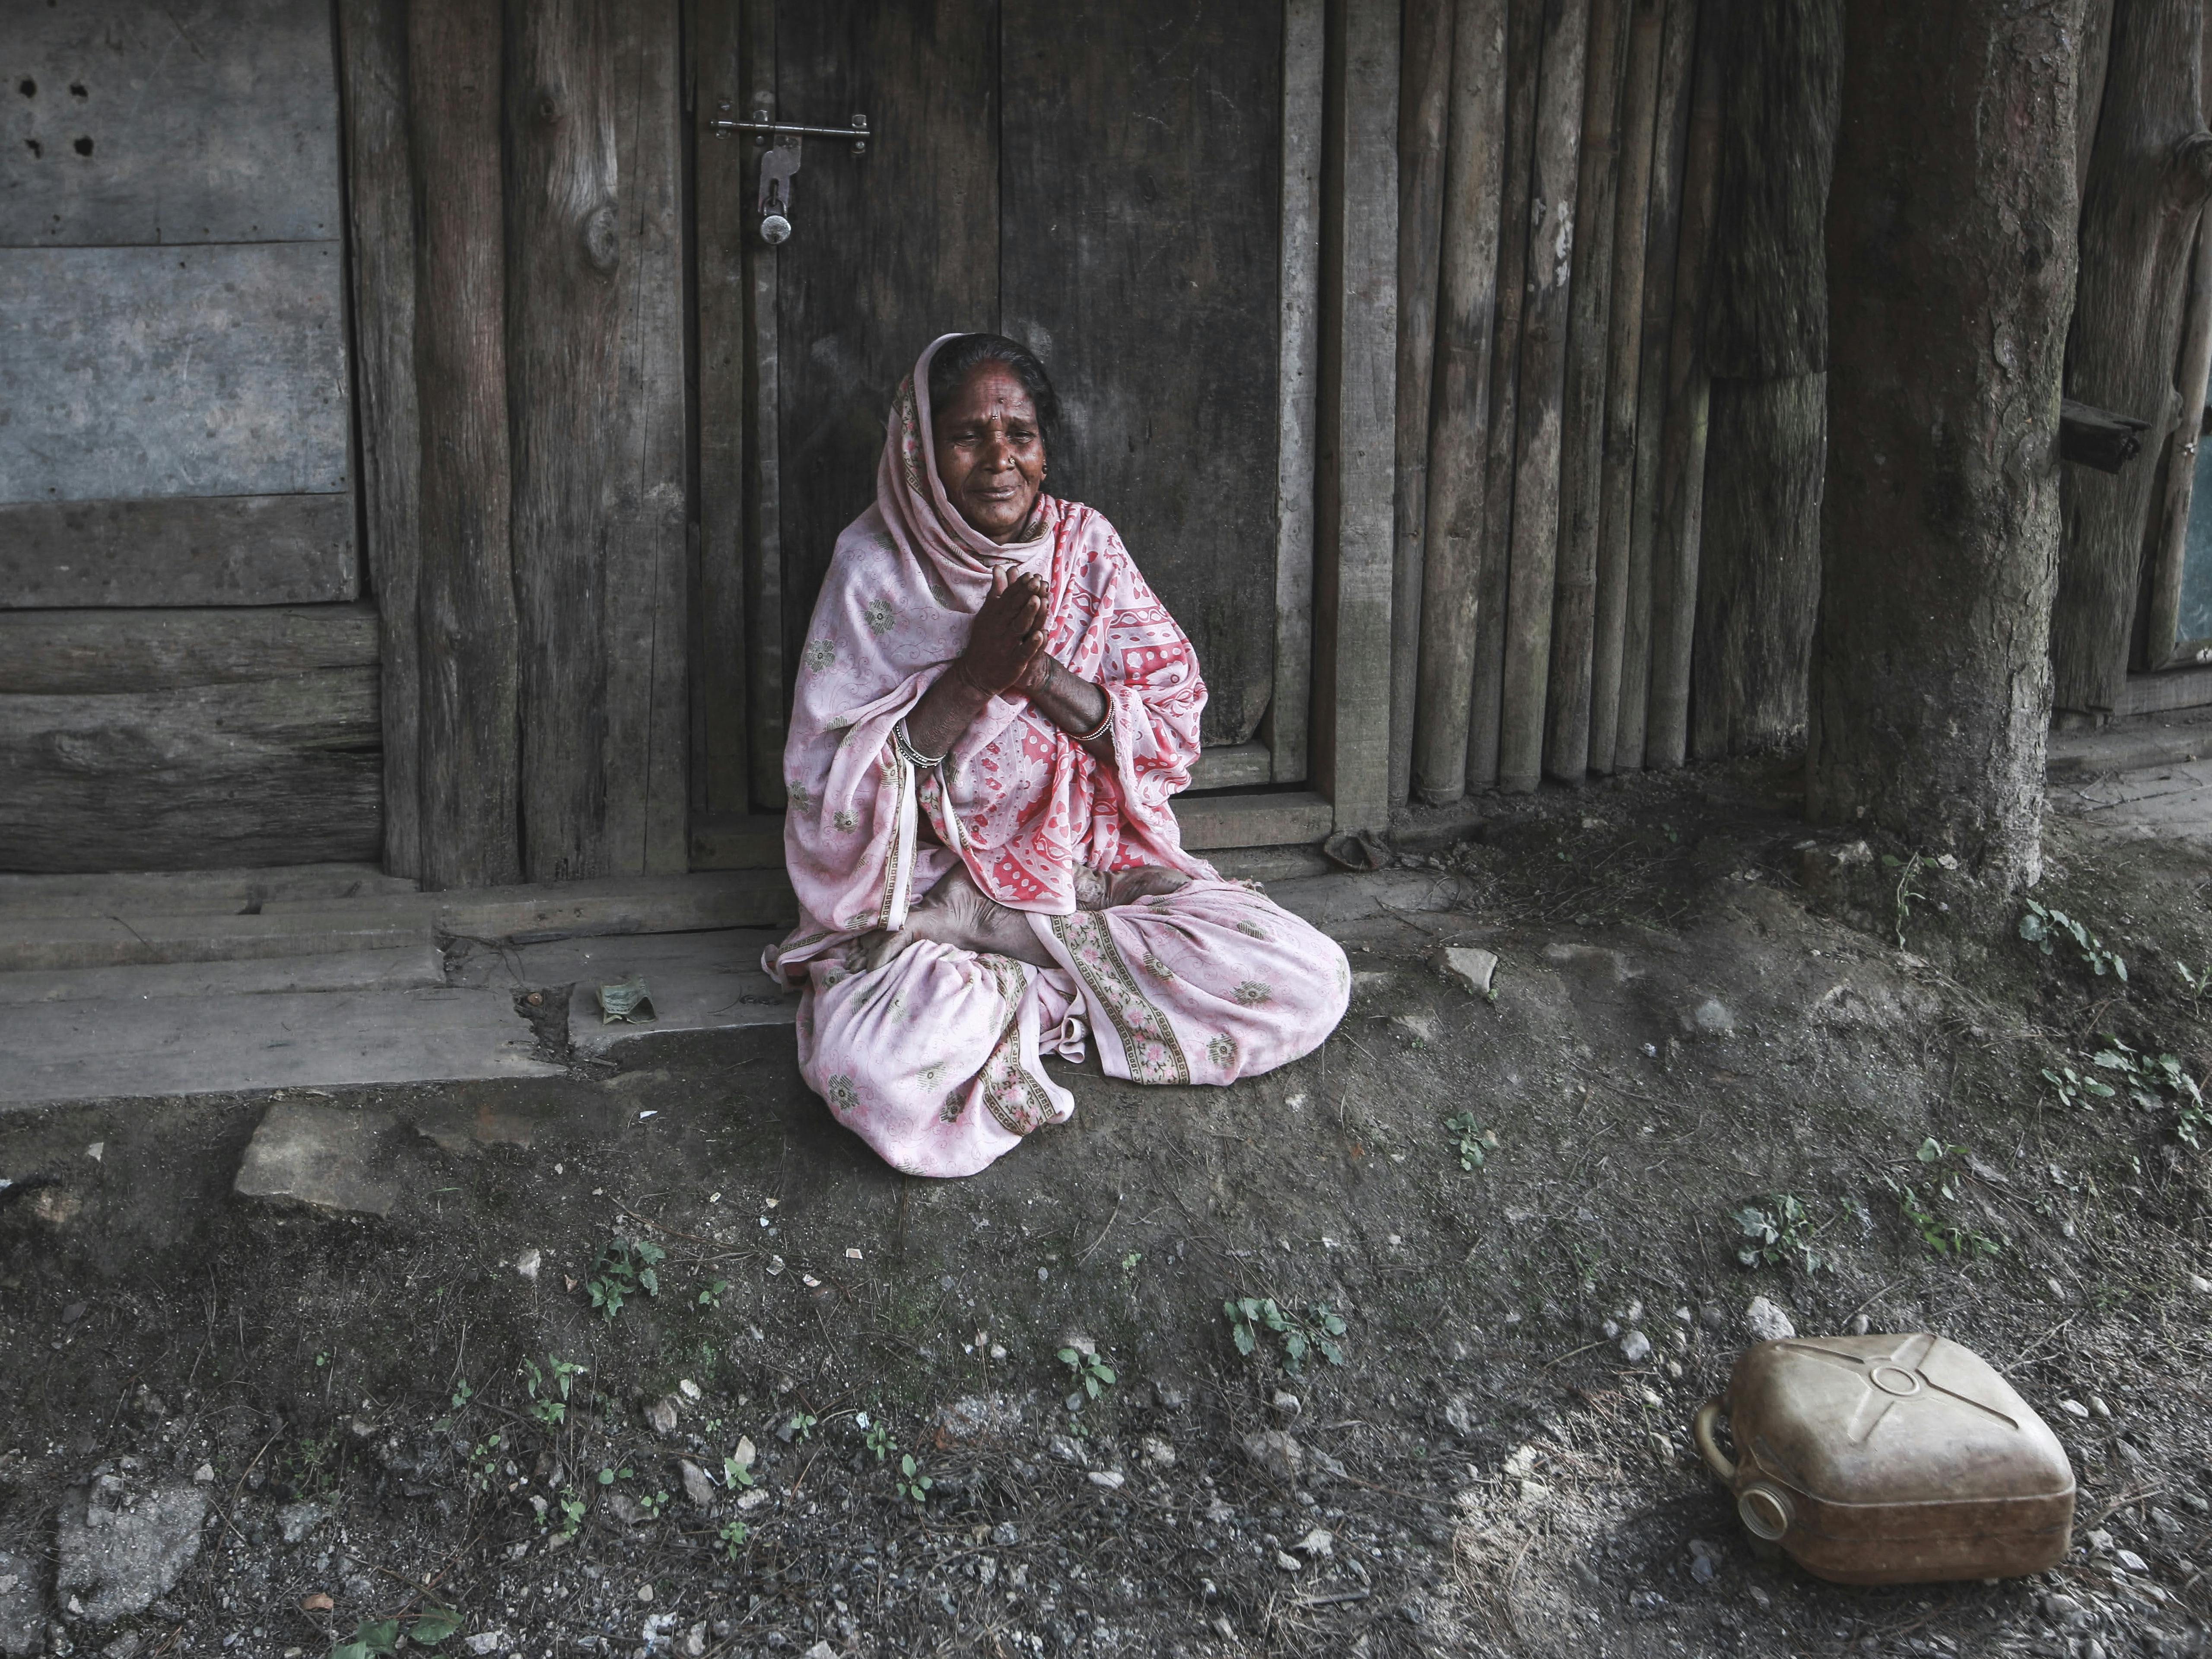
[895,1452,933,1504]
[1120,1251,1144,1274]
[716,1518,750,1562]
[558,1491,585,1538]
[588,1238,666,1321]
[1732,1194,1823,1273]
[1057,1343,1117,1400]
[2177,959,2212,1010]
[2043,1063,2117,1111]
[2020,899,2127,981]
[332,1606,463,1659]
[636,1489,670,1520]
[1224,1297,1348,1374]
[518,1354,585,1427]
[449,1378,474,1411]
[864,1420,893,1463]
[1883,852,1929,950]
[2091,1037,2209,1148]
[1887,1140,2002,1259]
[696,1278,729,1309]
[1444,1112,1498,1172]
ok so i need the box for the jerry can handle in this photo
[1693,1397,1736,1482]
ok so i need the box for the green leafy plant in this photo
[518,1354,586,1427]
[2020,899,2127,982]
[721,1449,757,1490]
[696,1278,730,1309]
[636,1489,670,1519]
[1444,1112,1499,1173]
[1886,1141,2001,1259]
[1882,852,1929,950]
[1057,1344,1117,1400]
[2177,959,2212,1010]
[449,1378,474,1411]
[1224,1297,1348,1374]
[2043,1062,2117,1112]
[895,1452,933,1504]
[785,1409,817,1443]
[1120,1251,1144,1274]
[2090,1037,2209,1148]
[864,1420,893,1463]
[558,1491,585,1538]
[1732,1194,1823,1273]
[588,1238,666,1321]
[332,1605,463,1659]
[716,1517,750,1562]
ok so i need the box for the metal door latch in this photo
[711,105,869,245]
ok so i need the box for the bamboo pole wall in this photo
[1396,0,1745,801]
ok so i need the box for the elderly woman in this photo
[765,333,1351,1176]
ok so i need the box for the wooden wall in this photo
[0,0,378,872]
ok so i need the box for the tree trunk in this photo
[1642,0,1726,768]
[2051,0,2212,716]
[1390,0,1457,807]
[408,0,521,890]
[1689,0,1840,759]
[1587,0,1666,776]
[1543,0,1631,782]
[1612,0,1697,770]
[1808,0,2079,886]
[1465,0,1546,788]
[1495,0,1590,794]
[1411,0,1508,804]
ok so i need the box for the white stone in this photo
[514,1248,540,1282]
[1744,1297,1796,1342]
[1086,1470,1125,1490]
[1620,1331,1653,1364]
[1436,946,1498,997]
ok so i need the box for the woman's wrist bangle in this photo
[894,719,947,768]
[1073,698,1114,746]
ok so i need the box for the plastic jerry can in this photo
[1693,1332,2075,1584]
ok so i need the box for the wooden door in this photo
[698,0,1288,836]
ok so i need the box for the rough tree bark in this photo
[408,0,521,889]
[2051,0,2212,716]
[1689,0,1840,759]
[1808,0,2079,885]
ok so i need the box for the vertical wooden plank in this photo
[1464,0,1544,788]
[2144,217,2212,668]
[1389,0,1456,805]
[743,2,784,810]
[1312,0,1401,835]
[336,0,422,879]
[603,0,689,875]
[1411,0,1507,803]
[1642,0,1724,769]
[407,0,520,888]
[693,0,750,826]
[1002,0,1283,748]
[1612,0,1695,768]
[1542,0,1630,782]
[1494,0,1589,794]
[506,0,620,882]
[1586,0,1663,775]
[1273,0,1327,785]
[772,3,998,715]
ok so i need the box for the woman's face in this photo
[932,362,1047,543]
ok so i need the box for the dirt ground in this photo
[3,757,2210,1659]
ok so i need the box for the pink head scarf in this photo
[767,334,1214,976]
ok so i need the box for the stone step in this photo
[0,984,559,1107]
[0,945,445,1006]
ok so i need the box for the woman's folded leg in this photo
[1029,879,1350,1086]
[795,942,1080,1178]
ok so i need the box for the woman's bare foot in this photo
[1107,865,1192,907]
[848,866,1056,972]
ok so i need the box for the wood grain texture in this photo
[1691,372,1824,756]
[1612,0,1696,769]
[408,0,520,889]
[601,0,688,877]
[1494,0,1589,794]
[1272,0,1326,785]
[0,604,378,695]
[1411,0,1508,804]
[1586,0,1665,775]
[2145,218,2212,667]
[0,243,351,505]
[773,1,998,714]
[2079,0,2118,203]
[743,3,785,809]
[1310,0,1400,833]
[0,494,355,607]
[0,0,340,247]
[1642,0,1725,769]
[2054,0,2212,715]
[0,674,381,874]
[1543,0,1630,782]
[1003,0,1284,747]
[506,0,621,883]
[1389,0,1457,804]
[1465,0,1546,788]
[337,0,423,879]
[693,0,751,823]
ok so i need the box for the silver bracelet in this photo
[893,719,947,768]
[1073,698,1114,745]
